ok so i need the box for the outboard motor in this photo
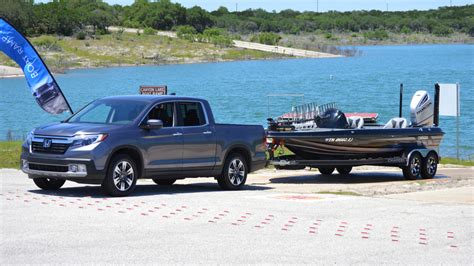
[315,108,349,129]
[410,90,434,127]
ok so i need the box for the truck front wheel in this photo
[101,154,138,197]
[33,177,65,190]
[218,153,247,190]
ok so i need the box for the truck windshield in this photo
[66,99,147,124]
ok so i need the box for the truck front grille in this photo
[31,142,70,154]
[28,163,68,172]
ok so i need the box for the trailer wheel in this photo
[421,152,438,179]
[402,152,422,180]
[318,167,335,176]
[337,167,352,175]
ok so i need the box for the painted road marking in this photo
[3,190,465,251]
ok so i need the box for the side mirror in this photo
[142,119,163,130]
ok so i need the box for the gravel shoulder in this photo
[244,166,473,199]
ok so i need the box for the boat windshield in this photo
[66,99,147,125]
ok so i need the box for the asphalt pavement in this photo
[1,168,473,264]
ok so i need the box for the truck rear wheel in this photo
[318,167,335,176]
[101,154,138,197]
[218,153,247,190]
[421,152,438,179]
[402,152,422,180]
[152,179,176,186]
[33,177,65,190]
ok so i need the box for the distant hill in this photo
[1,1,472,38]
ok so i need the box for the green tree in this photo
[33,2,81,36]
[186,6,213,33]
[0,0,34,35]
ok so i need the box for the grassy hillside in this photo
[0,32,280,72]
[277,32,472,50]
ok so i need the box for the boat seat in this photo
[384,117,408,129]
[347,116,364,129]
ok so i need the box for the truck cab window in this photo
[148,103,174,127]
[177,102,206,126]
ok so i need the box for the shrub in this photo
[250,32,281,45]
[32,36,62,51]
[210,35,233,48]
[432,25,453,36]
[143,27,156,35]
[175,25,197,38]
[400,26,412,34]
[76,31,86,40]
[469,26,474,37]
[113,27,125,40]
[203,28,224,37]
[363,29,389,40]
[95,28,108,35]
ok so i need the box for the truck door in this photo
[177,101,217,170]
[140,102,183,171]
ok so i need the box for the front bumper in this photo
[21,153,106,183]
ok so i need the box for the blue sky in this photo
[36,0,472,12]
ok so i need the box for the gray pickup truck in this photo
[20,95,266,196]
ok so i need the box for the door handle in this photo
[172,132,183,136]
[203,131,212,135]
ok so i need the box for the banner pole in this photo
[456,83,460,160]
[399,83,403,118]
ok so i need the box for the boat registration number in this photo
[325,137,354,143]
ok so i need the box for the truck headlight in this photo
[71,134,108,148]
[25,130,34,146]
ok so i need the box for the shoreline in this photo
[0,55,298,79]
[0,65,24,79]
[1,41,471,79]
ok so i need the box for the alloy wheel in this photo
[113,161,135,191]
[228,159,245,186]
[410,157,421,176]
[426,157,437,176]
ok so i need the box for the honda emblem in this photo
[43,139,52,148]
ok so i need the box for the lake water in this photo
[0,44,472,158]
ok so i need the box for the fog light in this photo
[22,160,29,170]
[77,164,87,173]
[69,164,78,172]
[68,164,86,173]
